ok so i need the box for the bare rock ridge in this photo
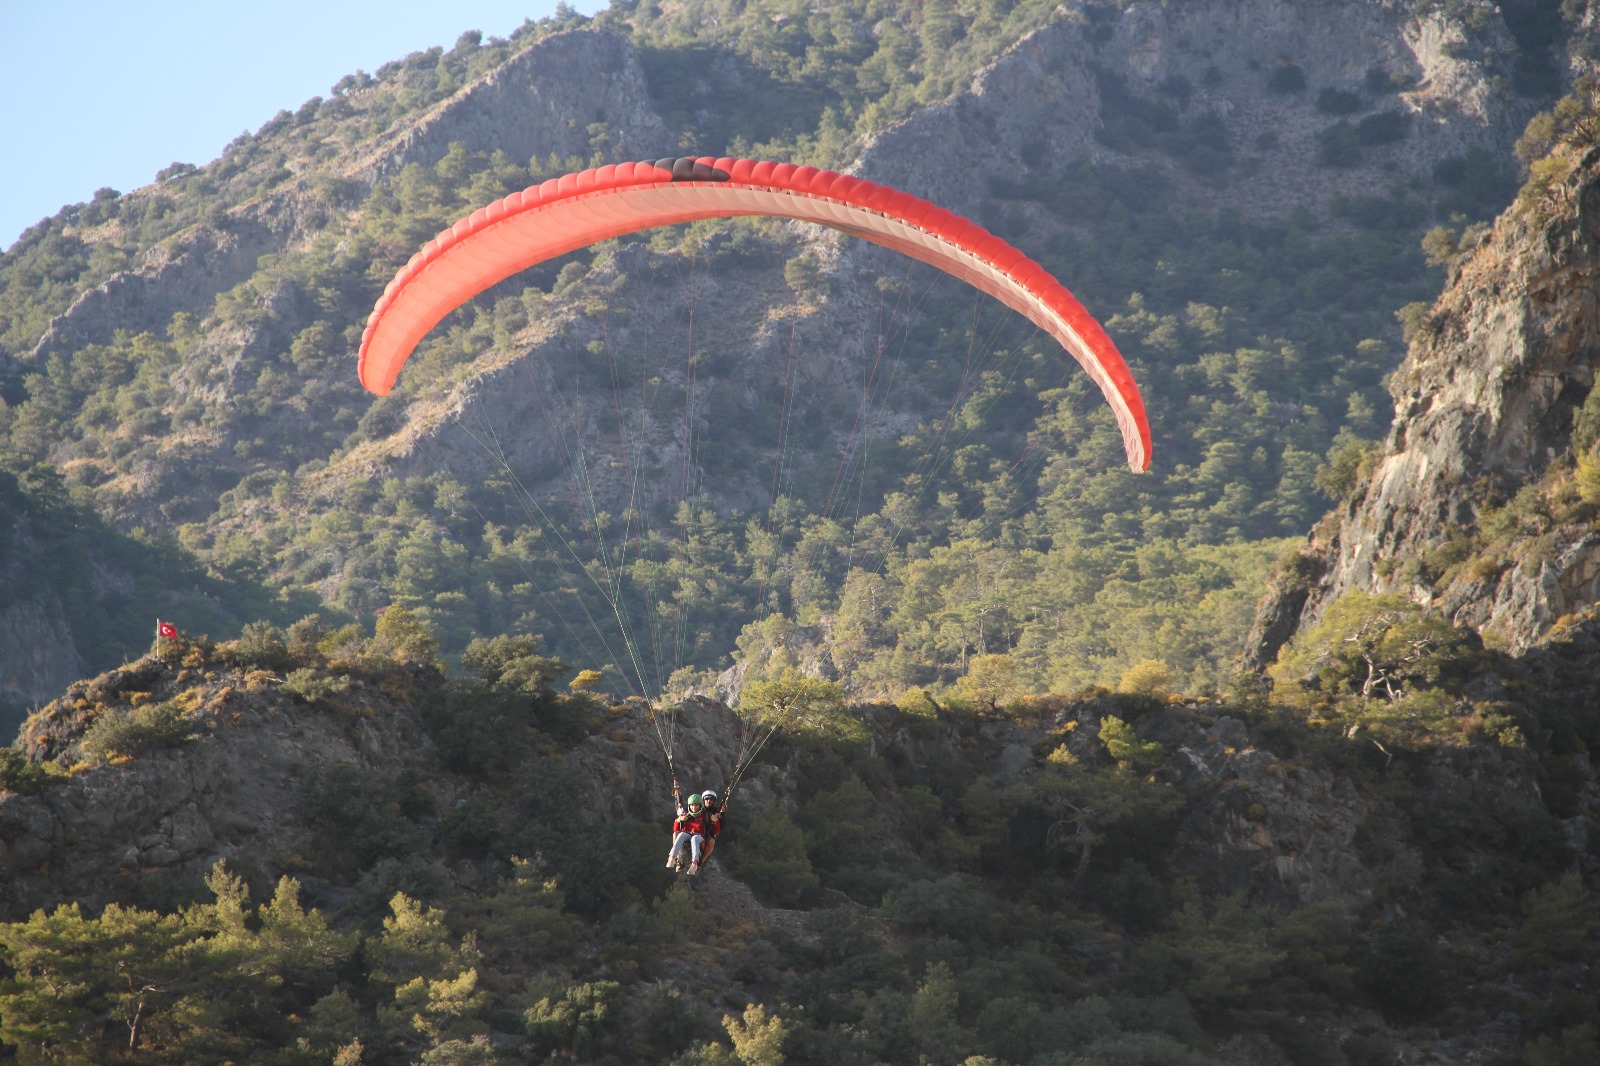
[1,659,427,920]
[349,28,669,187]
[28,222,279,367]
[1248,149,1600,665]
[0,670,786,922]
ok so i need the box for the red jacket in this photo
[673,811,708,836]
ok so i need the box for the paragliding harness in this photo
[666,775,731,871]
[648,693,782,873]
[643,688,780,857]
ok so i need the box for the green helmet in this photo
[686,793,703,809]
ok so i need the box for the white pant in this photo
[667,831,703,863]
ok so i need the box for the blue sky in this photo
[1,2,604,251]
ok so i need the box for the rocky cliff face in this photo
[865,0,1528,216]
[349,29,670,188]
[0,659,781,922]
[1247,149,1600,665]
[1,658,421,919]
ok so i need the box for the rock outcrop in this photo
[347,29,670,188]
[0,662,786,922]
[28,220,279,365]
[1249,150,1600,664]
[1,661,429,919]
[862,0,1531,216]
[8,657,1583,934]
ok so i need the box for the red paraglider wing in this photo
[358,156,1152,471]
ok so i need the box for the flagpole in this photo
[155,619,162,658]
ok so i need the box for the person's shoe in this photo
[666,856,677,868]
[688,862,700,876]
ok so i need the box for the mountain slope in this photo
[0,0,1591,712]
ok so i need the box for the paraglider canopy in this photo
[357,156,1152,472]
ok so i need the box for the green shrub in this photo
[1518,154,1579,215]
[1577,453,1600,507]
[1355,110,1408,145]
[1513,871,1600,969]
[879,874,999,941]
[1355,925,1445,1022]
[1099,715,1167,772]
[1316,121,1363,166]
[317,623,370,664]
[373,604,441,667]
[1573,387,1600,455]
[1314,437,1381,500]
[1420,534,1474,584]
[285,613,328,663]
[1118,660,1175,699]
[0,748,62,794]
[783,253,823,293]
[441,799,502,859]
[234,620,290,670]
[1365,65,1413,94]
[1316,88,1363,115]
[524,981,625,1061]
[723,801,820,907]
[280,668,352,704]
[302,766,430,875]
[79,700,194,761]
[553,820,665,920]
[1266,62,1306,94]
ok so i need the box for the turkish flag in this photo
[157,621,178,639]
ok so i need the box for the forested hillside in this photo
[0,0,1581,721]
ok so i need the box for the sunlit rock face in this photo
[1250,151,1600,664]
